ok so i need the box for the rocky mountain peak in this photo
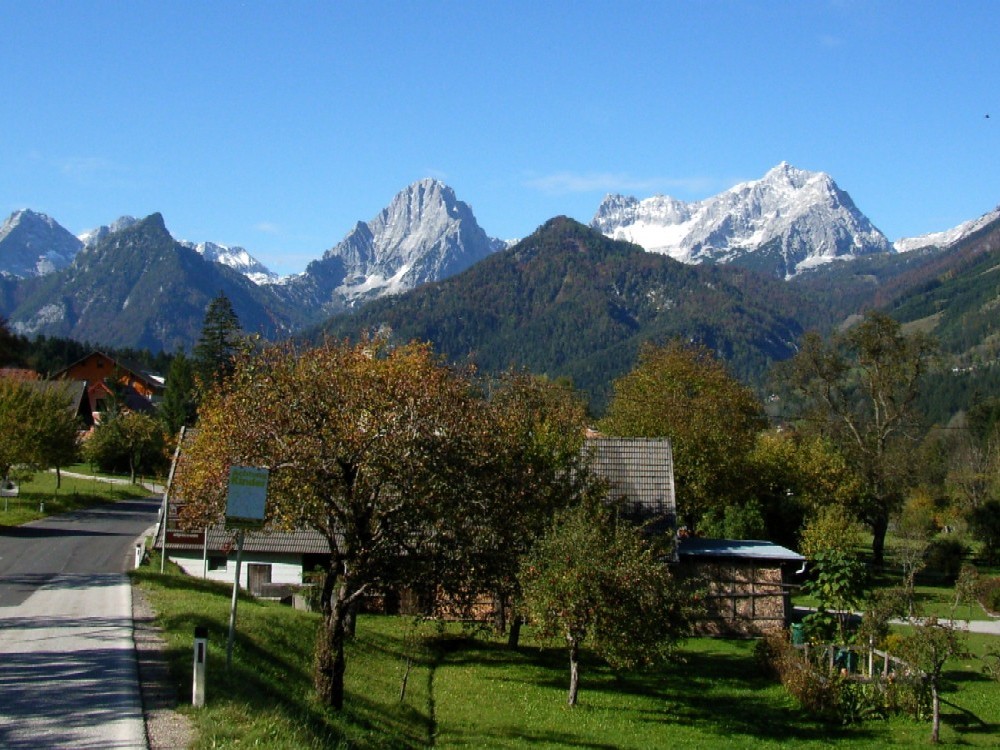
[0,209,83,277]
[310,178,504,306]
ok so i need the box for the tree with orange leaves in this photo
[176,335,490,709]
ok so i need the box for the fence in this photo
[794,640,920,680]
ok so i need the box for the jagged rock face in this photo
[78,216,139,249]
[324,178,505,305]
[591,162,892,277]
[0,209,83,277]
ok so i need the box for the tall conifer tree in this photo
[193,292,243,389]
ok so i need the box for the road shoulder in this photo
[132,582,195,750]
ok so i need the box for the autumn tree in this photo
[31,384,83,488]
[83,411,166,482]
[519,499,695,706]
[175,337,495,710]
[598,341,766,528]
[785,311,936,565]
[743,429,858,549]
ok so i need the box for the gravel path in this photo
[132,583,195,750]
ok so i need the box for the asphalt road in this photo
[0,497,160,749]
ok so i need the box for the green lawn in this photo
[0,469,152,526]
[131,558,1000,749]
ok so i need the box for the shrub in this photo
[923,536,968,582]
[980,577,1000,614]
[969,501,1000,564]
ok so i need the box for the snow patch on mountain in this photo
[184,241,279,285]
[591,162,892,277]
[894,205,1000,252]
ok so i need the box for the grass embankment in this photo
[0,469,152,526]
[132,559,1000,749]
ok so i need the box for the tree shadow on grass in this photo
[439,638,881,746]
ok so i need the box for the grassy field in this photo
[132,559,1000,749]
[0,469,152,526]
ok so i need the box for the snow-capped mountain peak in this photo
[78,216,139,249]
[0,209,83,277]
[591,163,892,278]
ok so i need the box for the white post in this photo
[134,543,143,569]
[192,625,208,707]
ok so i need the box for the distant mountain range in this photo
[0,163,998,411]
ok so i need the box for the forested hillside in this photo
[318,218,818,412]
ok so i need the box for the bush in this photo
[756,629,923,725]
[980,577,1000,614]
[923,536,968,582]
[969,500,1000,564]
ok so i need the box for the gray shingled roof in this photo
[585,437,676,523]
[163,524,333,554]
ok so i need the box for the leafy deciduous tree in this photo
[461,371,596,646]
[519,499,695,706]
[745,430,859,550]
[899,617,965,744]
[598,341,766,528]
[0,380,80,487]
[786,311,936,565]
[32,384,83,488]
[83,411,166,482]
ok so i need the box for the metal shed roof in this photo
[677,538,805,562]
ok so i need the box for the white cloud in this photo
[524,171,719,197]
[57,156,124,181]
[254,221,281,234]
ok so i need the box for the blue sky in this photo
[2,1,997,275]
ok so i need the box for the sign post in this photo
[224,465,268,669]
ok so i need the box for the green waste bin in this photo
[790,623,804,645]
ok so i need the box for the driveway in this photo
[0,498,160,749]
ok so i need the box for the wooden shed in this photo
[677,538,805,636]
